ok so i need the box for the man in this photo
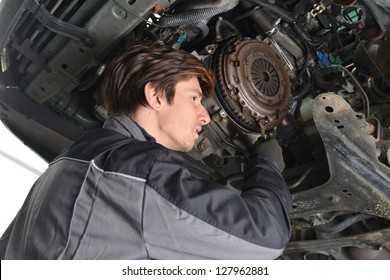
[0,44,292,259]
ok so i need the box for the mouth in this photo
[193,127,202,140]
[194,127,202,134]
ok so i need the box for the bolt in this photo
[82,35,95,47]
[219,110,227,118]
[329,195,340,203]
[198,142,207,151]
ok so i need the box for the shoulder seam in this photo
[50,157,90,165]
[91,160,147,183]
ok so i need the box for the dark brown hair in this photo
[100,43,215,115]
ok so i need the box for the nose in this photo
[199,104,210,126]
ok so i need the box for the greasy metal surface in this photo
[290,93,390,220]
[23,0,164,103]
[214,38,291,133]
[285,227,390,254]
[27,1,95,48]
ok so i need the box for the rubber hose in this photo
[174,0,232,12]
[292,68,313,102]
[158,0,240,27]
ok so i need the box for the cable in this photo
[353,30,390,85]
[315,213,373,234]
[328,64,371,117]
[288,166,314,189]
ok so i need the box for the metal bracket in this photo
[290,94,390,220]
[12,39,51,72]
[26,0,95,48]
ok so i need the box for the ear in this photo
[144,82,164,111]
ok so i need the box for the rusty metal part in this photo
[153,4,168,14]
[285,228,390,255]
[213,38,291,133]
[290,94,390,220]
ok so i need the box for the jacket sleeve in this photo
[0,217,16,259]
[142,149,292,260]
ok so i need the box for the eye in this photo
[192,96,198,102]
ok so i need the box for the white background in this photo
[0,123,47,235]
[1,259,387,280]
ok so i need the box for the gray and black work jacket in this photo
[0,116,292,259]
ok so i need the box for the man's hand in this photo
[251,138,285,172]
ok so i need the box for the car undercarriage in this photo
[0,0,389,259]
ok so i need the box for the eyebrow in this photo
[187,88,203,97]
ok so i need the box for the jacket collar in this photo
[102,115,155,142]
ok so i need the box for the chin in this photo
[180,146,193,153]
[179,143,195,153]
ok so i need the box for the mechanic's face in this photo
[157,76,210,152]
